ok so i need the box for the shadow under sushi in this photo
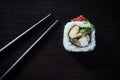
[69,34,120,70]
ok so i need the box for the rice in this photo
[63,21,96,52]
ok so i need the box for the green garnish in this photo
[90,23,94,31]
[84,20,95,31]
[80,28,90,34]
[84,19,90,24]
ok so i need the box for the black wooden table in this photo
[0,0,120,80]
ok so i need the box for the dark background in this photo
[0,0,120,80]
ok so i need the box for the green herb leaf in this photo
[84,20,90,24]
[90,23,94,31]
[80,28,90,34]
[83,20,94,31]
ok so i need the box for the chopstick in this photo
[0,14,51,53]
[0,20,59,80]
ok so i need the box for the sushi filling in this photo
[68,25,91,47]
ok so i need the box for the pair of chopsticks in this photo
[0,14,58,80]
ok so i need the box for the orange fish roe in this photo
[71,15,86,22]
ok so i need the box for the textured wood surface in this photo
[0,0,120,80]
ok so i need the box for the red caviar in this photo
[71,15,86,22]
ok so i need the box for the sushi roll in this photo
[63,15,96,52]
